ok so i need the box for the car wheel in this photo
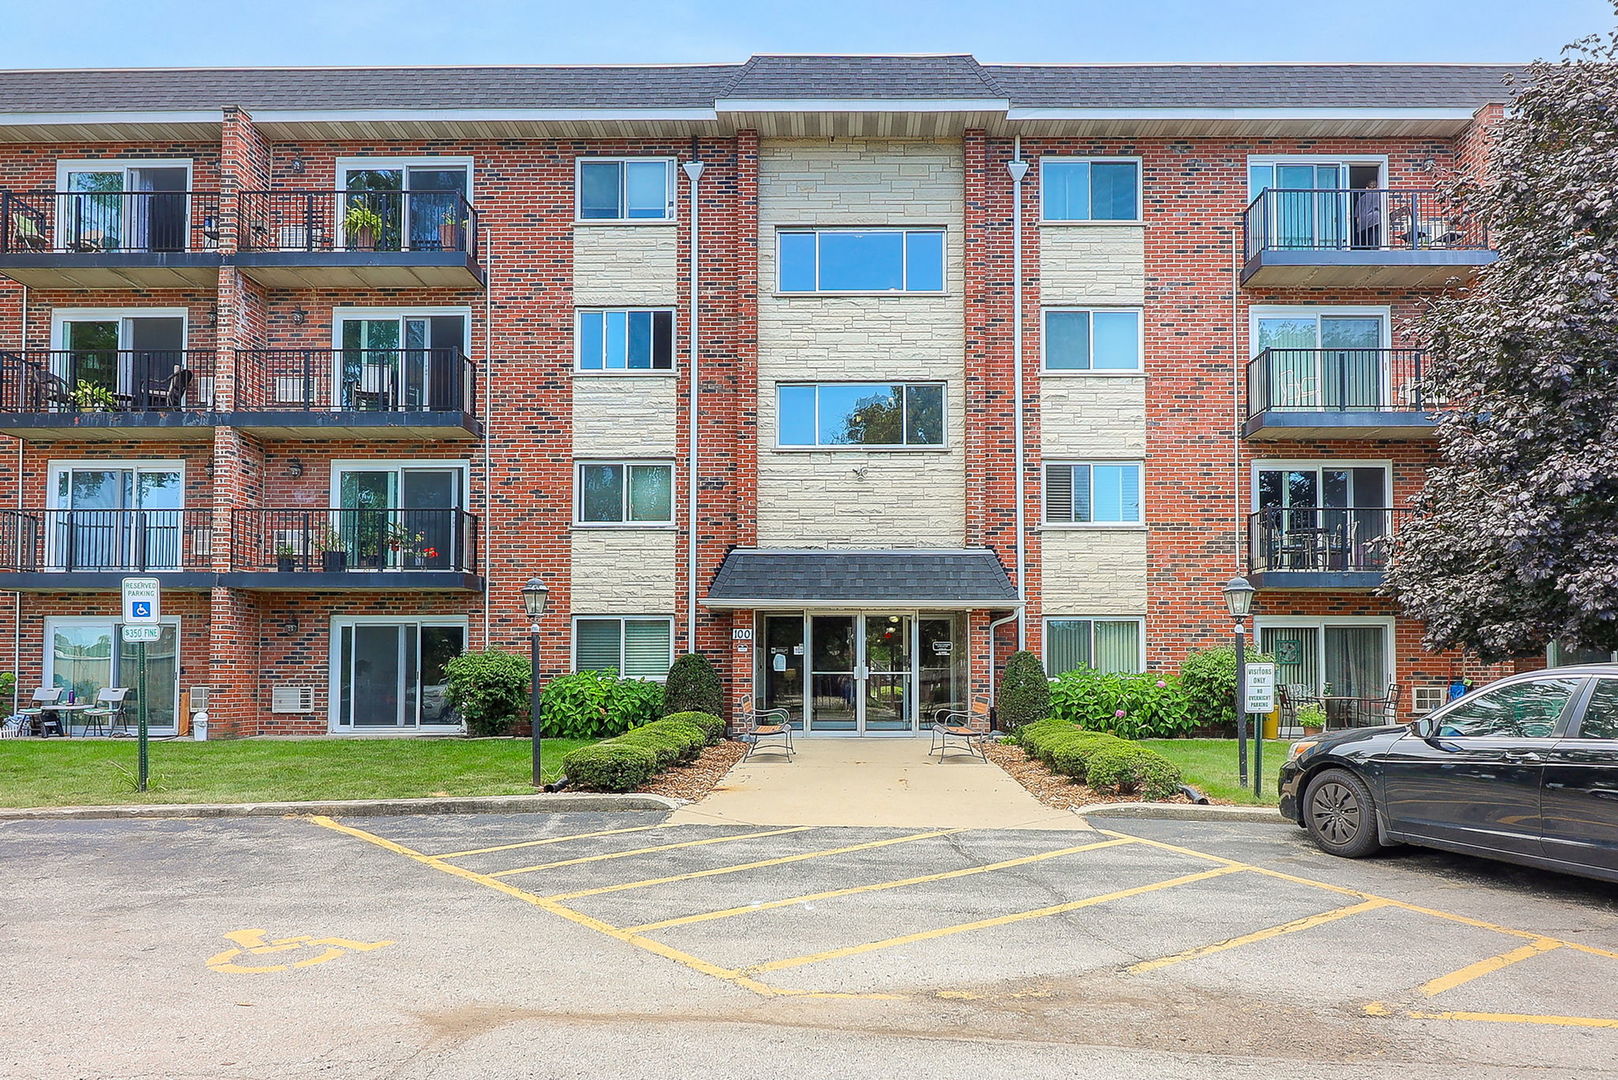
[1304,768,1383,858]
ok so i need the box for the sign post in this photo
[1244,661,1277,799]
[121,578,161,793]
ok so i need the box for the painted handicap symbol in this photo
[206,928,394,974]
[131,602,151,618]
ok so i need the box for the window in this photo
[1549,642,1618,667]
[777,383,945,448]
[332,461,467,571]
[1260,623,1390,704]
[576,310,674,372]
[1044,463,1142,524]
[1044,309,1141,372]
[1041,158,1140,222]
[577,159,674,221]
[330,310,468,411]
[339,160,470,252]
[777,229,945,293]
[55,158,193,253]
[1045,619,1142,675]
[574,617,674,678]
[576,462,674,525]
[1435,678,1579,739]
[1577,680,1618,740]
[1251,308,1388,410]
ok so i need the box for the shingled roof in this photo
[706,548,1020,607]
[0,55,1518,114]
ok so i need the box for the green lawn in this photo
[1138,739,1291,806]
[0,738,597,808]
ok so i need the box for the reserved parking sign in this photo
[121,577,161,624]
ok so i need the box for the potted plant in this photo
[1297,703,1327,737]
[68,380,118,412]
[343,202,384,251]
[274,542,298,573]
[438,207,460,250]
[383,522,427,569]
[357,543,383,570]
[314,527,347,573]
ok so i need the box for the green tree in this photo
[996,650,1051,733]
[1389,28,1618,658]
[442,649,530,736]
[662,652,723,717]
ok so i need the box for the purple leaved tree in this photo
[1389,23,1618,661]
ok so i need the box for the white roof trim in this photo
[251,107,720,123]
[0,110,222,127]
[1006,106,1479,122]
[717,97,1009,113]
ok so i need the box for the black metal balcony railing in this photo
[1244,189,1487,261]
[0,508,214,573]
[237,190,479,257]
[1248,506,1409,576]
[233,348,475,413]
[0,189,222,255]
[231,508,478,574]
[1246,348,1433,417]
[0,350,216,413]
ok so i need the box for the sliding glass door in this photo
[1253,312,1386,409]
[56,314,185,408]
[60,164,188,252]
[336,313,464,410]
[50,463,183,571]
[334,620,466,728]
[341,164,468,252]
[46,618,180,733]
[334,464,462,571]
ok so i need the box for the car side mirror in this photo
[1414,716,1440,740]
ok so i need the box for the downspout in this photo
[1008,142,1030,651]
[986,610,1020,711]
[682,160,704,653]
[482,228,493,648]
[1232,221,1242,570]
[13,284,23,710]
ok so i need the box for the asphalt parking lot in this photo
[3,811,1617,1079]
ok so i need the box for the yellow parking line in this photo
[746,864,1245,975]
[1419,937,1562,998]
[547,828,961,903]
[622,837,1139,932]
[1369,1002,1618,1029]
[1128,898,1391,974]
[487,826,815,877]
[429,823,673,859]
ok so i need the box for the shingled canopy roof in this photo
[706,548,1020,609]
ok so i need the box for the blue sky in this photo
[0,0,1608,68]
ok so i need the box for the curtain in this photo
[1262,626,1320,694]
[1325,626,1387,698]
[1094,621,1141,673]
[1045,620,1092,675]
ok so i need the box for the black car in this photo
[1279,666,1618,883]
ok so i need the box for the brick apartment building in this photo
[0,55,1534,737]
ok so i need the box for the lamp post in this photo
[522,577,549,788]
[1222,575,1256,788]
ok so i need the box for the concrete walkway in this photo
[666,738,1094,830]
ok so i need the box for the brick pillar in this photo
[726,610,755,735]
[207,587,261,736]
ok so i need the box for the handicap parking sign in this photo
[121,577,161,624]
[131,601,151,619]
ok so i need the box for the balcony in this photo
[1244,348,1441,440]
[0,508,216,590]
[228,507,480,591]
[0,350,219,440]
[230,348,479,440]
[234,190,483,288]
[1247,506,1407,590]
[1241,189,1494,287]
[0,189,223,288]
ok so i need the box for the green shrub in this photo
[619,719,707,766]
[1178,646,1275,734]
[662,710,725,744]
[561,742,660,793]
[996,650,1051,733]
[1014,718,1182,800]
[442,649,531,736]
[1048,668,1195,739]
[540,670,665,739]
[662,653,724,717]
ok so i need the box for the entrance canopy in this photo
[705,547,1019,610]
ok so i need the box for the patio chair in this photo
[931,695,991,762]
[17,686,62,737]
[738,694,794,761]
[82,687,130,737]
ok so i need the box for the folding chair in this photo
[931,695,991,761]
[17,686,63,737]
[83,687,130,737]
[738,693,793,761]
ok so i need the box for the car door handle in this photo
[1502,750,1544,764]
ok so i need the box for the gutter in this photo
[682,159,704,652]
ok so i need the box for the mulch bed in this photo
[983,741,1189,810]
[637,739,747,801]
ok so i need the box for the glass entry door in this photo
[785,613,960,735]
[46,619,179,734]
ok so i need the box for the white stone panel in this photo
[1039,530,1149,613]
[1038,225,1146,305]
[573,225,679,306]
[570,531,678,610]
[572,376,678,457]
[1038,376,1148,458]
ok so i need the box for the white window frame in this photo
[1042,460,1145,527]
[1042,616,1147,674]
[328,306,474,352]
[1040,306,1145,374]
[573,459,676,528]
[1253,615,1396,698]
[47,458,186,511]
[1245,154,1389,200]
[1249,458,1393,512]
[1038,156,1144,225]
[774,227,948,295]
[327,458,471,507]
[574,157,676,224]
[573,307,677,376]
[774,381,949,451]
[50,306,191,352]
[327,614,470,733]
[570,615,676,680]
[333,156,474,252]
[1247,305,1391,355]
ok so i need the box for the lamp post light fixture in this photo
[521,578,549,788]
[1222,576,1257,788]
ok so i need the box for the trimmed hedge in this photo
[662,711,726,745]
[1014,718,1183,801]
[663,653,724,717]
[996,650,1052,734]
[562,716,715,792]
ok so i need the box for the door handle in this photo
[1502,750,1544,764]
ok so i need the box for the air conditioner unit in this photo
[1411,686,1446,714]
[271,686,315,714]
